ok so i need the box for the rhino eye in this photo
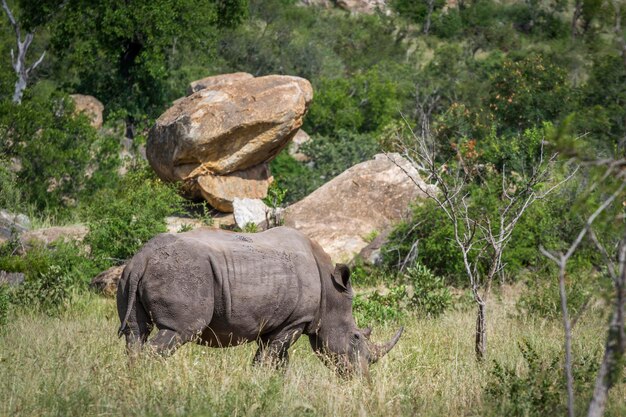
[353,333,360,340]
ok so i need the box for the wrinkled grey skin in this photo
[117,226,402,376]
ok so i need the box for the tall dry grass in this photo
[0,290,624,417]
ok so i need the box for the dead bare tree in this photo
[389,120,575,361]
[1,0,46,104]
[539,157,626,417]
[540,181,625,417]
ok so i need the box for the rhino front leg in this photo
[253,327,303,368]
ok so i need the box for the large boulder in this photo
[147,74,313,212]
[284,153,434,263]
[187,72,254,95]
[70,94,104,129]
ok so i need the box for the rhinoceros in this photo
[117,226,402,375]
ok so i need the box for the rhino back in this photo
[139,227,322,341]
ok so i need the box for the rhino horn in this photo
[368,327,403,363]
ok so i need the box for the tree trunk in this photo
[559,264,576,417]
[571,0,583,39]
[423,0,434,35]
[587,244,626,417]
[475,301,486,361]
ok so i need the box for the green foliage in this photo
[383,200,466,285]
[0,92,119,214]
[484,340,598,417]
[0,158,22,212]
[352,262,451,324]
[33,0,247,119]
[305,66,404,136]
[353,285,407,325]
[404,263,452,318]
[0,284,8,328]
[271,131,380,203]
[516,271,605,320]
[84,164,184,268]
[0,241,98,315]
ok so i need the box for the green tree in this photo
[19,0,247,137]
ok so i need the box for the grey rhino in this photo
[117,226,402,375]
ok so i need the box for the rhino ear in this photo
[331,263,351,292]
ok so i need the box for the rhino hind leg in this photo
[146,329,184,356]
[253,327,303,368]
[123,299,153,356]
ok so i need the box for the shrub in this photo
[0,92,120,214]
[0,241,98,315]
[353,285,407,325]
[83,163,184,268]
[484,340,597,416]
[404,263,452,318]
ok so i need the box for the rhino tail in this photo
[117,264,142,338]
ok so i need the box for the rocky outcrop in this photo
[70,94,104,129]
[284,153,434,263]
[20,225,88,248]
[90,265,125,297]
[147,74,313,212]
[0,271,25,286]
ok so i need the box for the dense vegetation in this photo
[1,0,625,415]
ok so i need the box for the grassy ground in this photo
[1,288,624,417]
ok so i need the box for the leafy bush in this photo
[83,163,184,268]
[404,263,452,318]
[352,263,451,324]
[484,340,597,416]
[0,91,120,214]
[0,241,98,315]
[353,285,407,325]
[383,200,466,285]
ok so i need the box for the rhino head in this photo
[308,264,403,378]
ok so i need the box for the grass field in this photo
[1,287,624,417]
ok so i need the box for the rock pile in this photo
[147,73,313,212]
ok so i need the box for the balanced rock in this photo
[187,72,253,95]
[70,94,104,129]
[147,74,312,212]
[284,153,434,263]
